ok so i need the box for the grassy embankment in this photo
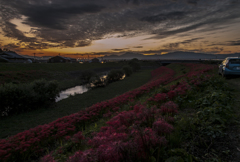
[0,68,153,138]
[225,76,240,161]
[0,61,158,90]
[3,62,240,161]
[0,62,123,90]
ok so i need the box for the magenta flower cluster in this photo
[68,104,171,162]
[0,66,175,161]
[0,63,216,161]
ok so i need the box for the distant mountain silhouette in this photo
[102,51,240,60]
[158,52,216,60]
[119,52,147,59]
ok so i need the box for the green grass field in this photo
[0,61,158,90]
[0,69,152,138]
[0,61,158,72]
[1,63,240,161]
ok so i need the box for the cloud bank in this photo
[0,0,240,54]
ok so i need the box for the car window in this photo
[229,59,240,64]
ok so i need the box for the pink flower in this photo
[71,132,84,143]
[153,119,174,135]
[167,90,176,99]
[160,101,178,115]
[39,154,56,162]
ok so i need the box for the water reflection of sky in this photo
[56,85,89,102]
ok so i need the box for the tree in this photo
[128,58,141,72]
[122,65,133,77]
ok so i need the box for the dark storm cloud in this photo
[164,43,180,49]
[111,48,130,51]
[141,11,188,23]
[112,49,125,51]
[75,40,92,47]
[209,40,240,46]
[19,4,105,30]
[1,0,240,51]
[2,21,38,42]
[133,46,143,48]
[181,37,204,44]
[125,0,140,5]
[227,40,240,46]
[148,20,224,40]
[210,47,224,52]
[22,42,61,50]
[163,37,203,49]
[2,43,21,50]
[187,0,199,5]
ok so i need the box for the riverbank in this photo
[0,69,152,138]
[0,61,159,91]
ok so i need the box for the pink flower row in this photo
[0,66,175,161]
[66,64,216,162]
[67,102,176,162]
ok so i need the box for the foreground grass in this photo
[2,63,237,161]
[0,70,152,139]
[225,76,240,160]
[48,64,228,162]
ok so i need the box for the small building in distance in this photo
[91,58,100,63]
[0,51,28,63]
[48,56,77,63]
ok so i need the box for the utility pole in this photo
[33,53,35,62]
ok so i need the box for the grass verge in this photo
[0,70,152,139]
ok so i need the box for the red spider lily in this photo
[0,63,216,161]
[71,131,84,144]
[167,90,176,99]
[39,154,56,162]
[160,101,178,115]
[153,119,174,135]
[148,93,168,102]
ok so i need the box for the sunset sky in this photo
[0,0,240,58]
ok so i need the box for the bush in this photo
[128,58,141,72]
[0,79,59,117]
[89,75,105,87]
[81,70,96,83]
[122,65,133,77]
[32,79,60,103]
[107,69,124,83]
